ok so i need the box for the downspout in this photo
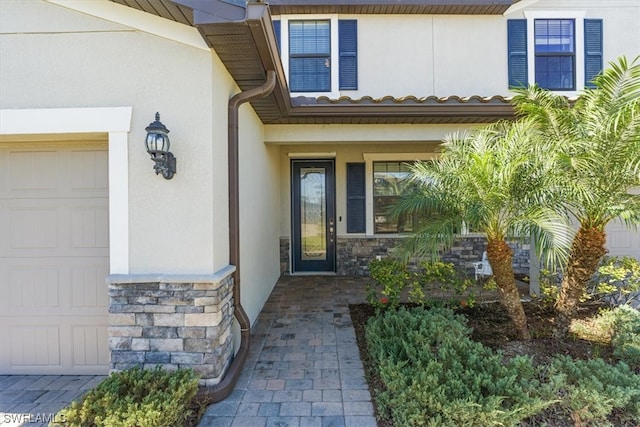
[206,69,277,402]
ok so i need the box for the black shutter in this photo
[508,19,528,88]
[339,20,358,90]
[347,163,366,233]
[272,20,281,53]
[584,19,603,89]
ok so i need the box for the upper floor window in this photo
[289,20,331,92]
[273,17,357,97]
[534,19,575,90]
[508,12,603,93]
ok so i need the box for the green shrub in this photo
[611,305,640,368]
[366,259,474,310]
[570,305,640,369]
[548,355,640,425]
[366,258,409,310]
[365,306,640,426]
[412,261,475,307]
[365,307,556,426]
[570,307,618,344]
[539,268,563,307]
[589,256,640,307]
[52,366,200,427]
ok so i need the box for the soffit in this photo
[268,0,518,16]
[109,0,194,25]
[107,0,516,124]
[108,0,520,22]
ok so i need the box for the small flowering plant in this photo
[366,258,408,311]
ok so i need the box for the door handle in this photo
[329,218,334,243]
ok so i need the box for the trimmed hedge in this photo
[52,366,199,427]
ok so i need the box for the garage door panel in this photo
[6,325,62,368]
[7,205,60,250]
[71,263,110,308]
[70,204,109,249]
[72,324,109,368]
[1,146,107,198]
[1,319,109,374]
[1,198,109,257]
[6,150,61,194]
[70,150,109,193]
[0,142,109,375]
[1,258,109,313]
[4,264,61,309]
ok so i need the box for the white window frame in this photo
[524,10,586,96]
[363,153,437,236]
[278,14,341,98]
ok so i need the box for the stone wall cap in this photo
[107,265,236,284]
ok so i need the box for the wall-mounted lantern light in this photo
[145,112,176,179]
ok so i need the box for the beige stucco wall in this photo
[0,0,218,274]
[283,1,640,99]
[0,0,280,324]
[238,104,282,324]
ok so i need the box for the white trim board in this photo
[0,106,132,274]
[45,0,209,51]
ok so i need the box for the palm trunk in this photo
[555,226,607,338]
[487,239,530,340]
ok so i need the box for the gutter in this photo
[204,69,277,402]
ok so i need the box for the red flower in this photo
[460,300,468,308]
[380,297,389,304]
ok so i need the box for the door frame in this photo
[290,159,336,273]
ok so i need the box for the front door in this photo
[291,160,336,273]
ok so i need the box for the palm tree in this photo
[394,119,571,340]
[512,56,640,337]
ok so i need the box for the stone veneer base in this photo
[107,266,235,386]
[281,236,530,276]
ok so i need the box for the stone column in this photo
[107,266,235,386]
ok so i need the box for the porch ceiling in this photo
[108,0,516,124]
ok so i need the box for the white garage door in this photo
[606,220,640,261]
[0,141,110,374]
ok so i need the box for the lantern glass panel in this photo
[146,132,170,153]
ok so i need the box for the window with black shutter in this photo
[346,163,365,233]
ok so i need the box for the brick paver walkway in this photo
[197,275,377,427]
[0,375,105,427]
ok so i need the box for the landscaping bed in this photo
[350,300,640,427]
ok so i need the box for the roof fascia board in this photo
[46,0,208,50]
[287,104,515,118]
[503,0,539,15]
[269,0,514,5]
[245,4,293,113]
[268,0,517,14]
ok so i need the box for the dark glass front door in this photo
[291,160,336,272]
